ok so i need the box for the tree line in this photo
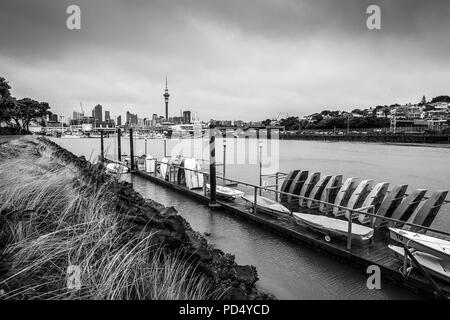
[0,76,52,134]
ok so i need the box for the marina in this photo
[94,129,450,299]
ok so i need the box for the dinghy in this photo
[389,228,450,260]
[206,184,244,200]
[344,179,373,220]
[373,184,408,228]
[319,175,343,213]
[389,245,450,284]
[293,212,374,242]
[280,170,300,203]
[388,189,427,227]
[410,190,448,232]
[307,175,332,208]
[357,182,390,224]
[298,172,320,207]
[106,162,129,174]
[333,177,358,216]
[159,157,170,180]
[287,170,308,204]
[242,195,291,218]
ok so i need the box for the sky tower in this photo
[164,76,170,121]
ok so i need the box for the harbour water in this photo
[51,137,450,299]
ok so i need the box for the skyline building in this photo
[92,104,103,122]
[164,77,170,121]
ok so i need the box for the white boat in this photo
[389,189,427,226]
[183,158,204,189]
[242,195,291,218]
[307,175,332,208]
[159,157,170,180]
[344,179,373,220]
[357,182,390,224]
[373,184,408,228]
[287,170,309,204]
[206,184,244,200]
[389,228,450,260]
[106,162,129,174]
[389,245,450,284]
[318,175,343,213]
[293,212,374,242]
[333,177,358,216]
[410,190,448,232]
[298,172,320,207]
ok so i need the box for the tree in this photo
[262,118,271,126]
[430,95,450,104]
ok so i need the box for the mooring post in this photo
[253,186,258,215]
[259,144,263,196]
[209,124,217,206]
[117,128,122,162]
[145,137,147,155]
[163,138,167,157]
[129,128,134,171]
[223,138,226,180]
[100,130,104,161]
[347,214,353,251]
[275,172,279,202]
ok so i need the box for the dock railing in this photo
[136,158,450,252]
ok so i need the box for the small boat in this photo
[298,172,320,207]
[344,179,373,220]
[389,245,450,284]
[106,162,129,174]
[389,228,450,260]
[373,184,408,228]
[357,182,390,224]
[287,170,309,205]
[333,177,358,216]
[280,170,300,203]
[318,175,343,213]
[206,184,244,200]
[293,212,374,242]
[410,190,448,232]
[388,189,427,226]
[307,175,332,208]
[242,195,291,218]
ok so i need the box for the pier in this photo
[102,129,450,299]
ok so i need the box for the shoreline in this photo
[0,136,274,300]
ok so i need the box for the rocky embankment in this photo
[36,137,274,300]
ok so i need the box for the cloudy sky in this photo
[1,0,450,121]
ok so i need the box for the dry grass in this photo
[0,137,215,300]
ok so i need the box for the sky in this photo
[1,0,450,122]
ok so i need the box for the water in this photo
[50,137,450,299]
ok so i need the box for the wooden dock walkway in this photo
[130,168,450,299]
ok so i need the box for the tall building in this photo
[126,111,138,125]
[73,111,84,120]
[163,76,170,121]
[92,104,103,122]
[116,115,122,126]
[183,111,191,124]
[105,110,110,122]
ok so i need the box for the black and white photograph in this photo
[1,0,450,307]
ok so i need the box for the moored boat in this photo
[389,228,450,260]
[389,245,450,284]
[242,195,291,218]
[206,184,244,200]
[293,212,374,242]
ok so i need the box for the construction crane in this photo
[80,102,84,116]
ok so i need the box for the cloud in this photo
[1,0,450,121]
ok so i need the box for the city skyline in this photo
[1,0,450,121]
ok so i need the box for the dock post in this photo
[117,128,122,162]
[223,138,226,180]
[275,172,279,202]
[346,214,353,251]
[209,124,218,207]
[163,138,167,157]
[145,137,147,155]
[129,128,135,171]
[253,186,258,215]
[100,130,104,161]
[259,144,263,196]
